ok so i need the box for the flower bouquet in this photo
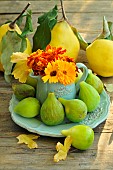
[11,45,78,85]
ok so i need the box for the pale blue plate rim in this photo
[9,90,111,137]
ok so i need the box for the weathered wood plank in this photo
[0,1,113,169]
[0,13,112,42]
[0,1,113,42]
[0,1,113,13]
[0,133,113,170]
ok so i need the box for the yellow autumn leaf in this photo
[11,52,31,83]
[12,60,31,83]
[104,83,113,92]
[54,136,72,162]
[11,52,29,63]
[17,134,39,149]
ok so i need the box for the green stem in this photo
[9,2,31,29]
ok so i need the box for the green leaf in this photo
[21,10,33,37]
[33,5,58,51]
[16,15,25,27]
[33,18,51,51]
[20,37,27,52]
[0,31,27,82]
[72,26,88,51]
[38,5,57,26]
[96,16,113,40]
[107,21,113,40]
[16,32,27,52]
[4,74,12,83]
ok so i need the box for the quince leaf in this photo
[0,31,27,82]
[33,5,58,51]
[104,83,113,92]
[21,10,33,37]
[38,5,58,29]
[72,26,88,51]
[96,16,113,40]
[17,134,39,149]
[54,136,72,162]
[33,18,51,51]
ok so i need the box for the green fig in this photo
[40,93,65,126]
[79,81,100,112]
[58,98,87,122]
[12,83,35,101]
[61,125,94,150]
[86,71,104,94]
[14,97,40,118]
[26,76,37,89]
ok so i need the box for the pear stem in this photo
[60,0,68,21]
[9,2,31,29]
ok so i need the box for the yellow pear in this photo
[0,23,31,72]
[86,39,113,77]
[0,3,32,72]
[49,20,80,61]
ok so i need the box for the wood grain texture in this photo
[0,1,113,170]
[0,1,113,42]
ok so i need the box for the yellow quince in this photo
[86,39,113,77]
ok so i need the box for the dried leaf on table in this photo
[54,136,72,163]
[104,83,113,92]
[16,134,39,149]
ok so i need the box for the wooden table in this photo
[0,0,113,169]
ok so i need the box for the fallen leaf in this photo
[104,83,113,92]
[17,134,39,149]
[54,136,72,163]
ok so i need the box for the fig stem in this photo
[60,0,68,21]
[9,2,31,29]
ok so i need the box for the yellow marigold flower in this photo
[42,62,59,83]
[11,52,31,83]
[57,60,77,85]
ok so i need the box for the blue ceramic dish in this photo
[9,90,110,137]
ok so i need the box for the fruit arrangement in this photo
[0,0,111,161]
[11,68,103,155]
[13,70,103,124]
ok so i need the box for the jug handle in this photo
[75,63,89,94]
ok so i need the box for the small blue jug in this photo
[30,63,88,104]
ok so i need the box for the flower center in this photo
[63,70,67,75]
[50,70,57,76]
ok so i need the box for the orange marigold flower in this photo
[57,60,77,85]
[26,45,77,85]
[27,45,69,76]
